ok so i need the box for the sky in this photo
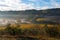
[0,0,60,11]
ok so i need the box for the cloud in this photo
[0,0,35,11]
[50,0,60,8]
[0,0,60,11]
[0,4,9,7]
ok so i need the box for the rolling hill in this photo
[0,8,60,24]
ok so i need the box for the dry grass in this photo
[0,23,60,30]
[0,23,60,40]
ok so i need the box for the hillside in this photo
[0,8,60,24]
[0,8,60,40]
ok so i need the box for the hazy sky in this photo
[0,0,60,11]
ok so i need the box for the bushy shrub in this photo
[5,23,22,35]
[0,30,5,35]
[29,28,40,35]
[45,25,59,37]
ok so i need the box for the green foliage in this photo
[45,25,59,37]
[4,24,45,35]
[20,29,30,35]
[5,23,22,35]
[1,23,60,37]
[0,30,5,35]
[5,27,15,35]
[29,28,40,35]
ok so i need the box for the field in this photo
[0,23,60,40]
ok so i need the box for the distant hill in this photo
[0,8,60,24]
